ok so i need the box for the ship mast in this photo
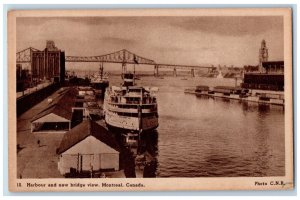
[99,62,104,80]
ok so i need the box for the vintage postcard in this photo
[8,8,293,192]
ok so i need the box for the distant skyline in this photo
[17,16,284,71]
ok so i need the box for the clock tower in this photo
[259,39,268,72]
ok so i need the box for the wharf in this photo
[17,88,126,178]
[17,89,65,178]
[184,87,284,106]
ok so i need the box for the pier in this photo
[184,86,284,106]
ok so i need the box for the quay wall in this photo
[17,83,60,116]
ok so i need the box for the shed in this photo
[30,87,78,133]
[57,120,120,175]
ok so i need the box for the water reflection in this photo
[258,104,271,113]
[202,153,241,177]
[252,117,270,177]
[113,130,158,178]
[156,91,285,177]
[139,131,159,178]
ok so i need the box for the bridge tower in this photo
[259,39,268,72]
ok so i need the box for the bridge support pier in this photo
[173,68,177,77]
[154,65,159,77]
[191,69,195,77]
[122,63,127,75]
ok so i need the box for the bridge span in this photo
[65,49,214,77]
[16,45,215,78]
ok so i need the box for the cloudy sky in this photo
[17,16,283,70]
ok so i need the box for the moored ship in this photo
[103,73,159,132]
[90,63,109,98]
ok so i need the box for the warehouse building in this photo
[242,61,284,91]
[57,120,120,176]
[30,87,78,133]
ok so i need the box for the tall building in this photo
[258,39,269,72]
[31,40,65,83]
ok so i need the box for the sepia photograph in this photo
[8,8,293,191]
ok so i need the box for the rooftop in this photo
[57,120,119,154]
[31,87,78,122]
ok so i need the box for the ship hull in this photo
[105,111,158,133]
[106,123,159,134]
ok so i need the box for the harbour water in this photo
[108,75,285,177]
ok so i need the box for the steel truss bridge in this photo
[16,47,41,64]
[16,48,215,77]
